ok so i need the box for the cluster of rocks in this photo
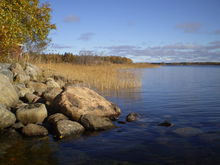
[0,63,121,138]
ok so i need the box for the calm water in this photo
[1,66,220,165]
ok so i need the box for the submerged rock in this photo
[16,103,48,125]
[0,73,19,107]
[22,123,48,136]
[158,120,173,127]
[55,87,121,121]
[55,120,85,138]
[173,127,203,137]
[80,114,115,131]
[126,112,139,122]
[0,105,16,129]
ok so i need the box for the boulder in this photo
[55,87,121,121]
[14,84,34,98]
[47,113,68,125]
[43,87,62,103]
[9,63,24,76]
[12,122,24,130]
[53,75,67,88]
[16,103,48,125]
[0,63,10,70]
[0,69,13,82]
[54,120,84,138]
[26,81,47,96]
[126,112,139,122]
[24,63,42,81]
[0,105,16,129]
[80,114,115,131]
[45,78,60,88]
[22,123,48,136]
[14,73,30,83]
[0,73,19,107]
[173,127,203,137]
[24,93,40,103]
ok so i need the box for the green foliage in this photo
[0,0,56,59]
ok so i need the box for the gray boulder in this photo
[0,73,19,107]
[16,103,48,125]
[173,127,203,137]
[0,105,16,129]
[55,87,121,121]
[24,63,42,81]
[22,123,48,136]
[80,114,115,131]
[47,113,68,125]
[0,63,10,70]
[0,69,13,82]
[55,120,85,138]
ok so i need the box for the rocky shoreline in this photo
[0,63,122,139]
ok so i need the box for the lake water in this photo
[1,66,220,165]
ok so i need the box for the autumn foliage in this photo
[0,0,56,61]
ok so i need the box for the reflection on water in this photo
[1,66,220,165]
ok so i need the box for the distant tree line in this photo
[28,52,133,64]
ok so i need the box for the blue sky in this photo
[44,0,220,62]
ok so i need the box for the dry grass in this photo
[38,63,158,91]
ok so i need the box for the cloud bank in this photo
[64,15,80,23]
[101,41,220,62]
[176,22,202,33]
[78,32,95,41]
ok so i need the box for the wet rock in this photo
[16,103,48,125]
[24,93,40,103]
[158,120,173,127]
[126,112,139,122]
[0,105,16,129]
[0,73,19,107]
[24,63,42,81]
[47,113,68,125]
[118,121,126,124]
[80,114,115,131]
[55,120,85,138]
[173,127,203,137]
[55,87,121,121]
[26,81,47,96]
[22,123,48,136]
[45,78,60,88]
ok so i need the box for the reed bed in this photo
[38,63,158,91]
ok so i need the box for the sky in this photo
[44,0,220,62]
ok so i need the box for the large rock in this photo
[24,63,42,81]
[0,105,16,129]
[26,81,47,96]
[80,114,115,131]
[0,73,19,107]
[16,103,48,125]
[55,120,84,138]
[22,123,48,136]
[55,87,121,121]
[47,113,68,125]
